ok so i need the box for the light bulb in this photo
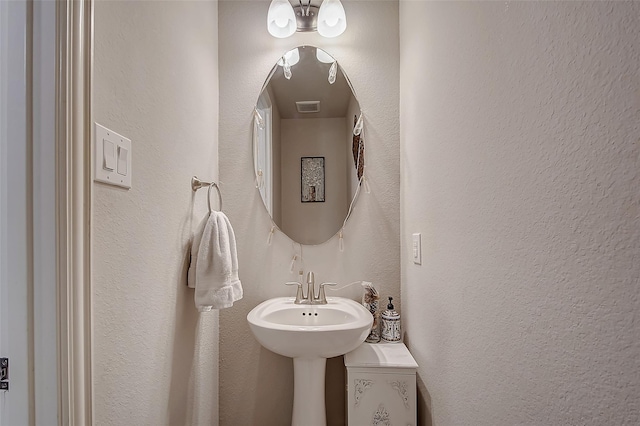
[275,16,288,28]
[326,16,339,27]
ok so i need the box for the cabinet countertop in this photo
[345,342,418,369]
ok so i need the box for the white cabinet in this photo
[345,343,418,426]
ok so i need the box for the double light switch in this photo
[95,123,132,189]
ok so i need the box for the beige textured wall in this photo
[218,1,400,425]
[280,117,348,245]
[92,1,220,425]
[400,2,640,425]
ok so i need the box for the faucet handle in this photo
[317,282,338,304]
[285,282,305,304]
[319,282,338,289]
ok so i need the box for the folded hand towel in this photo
[187,215,207,289]
[188,211,243,311]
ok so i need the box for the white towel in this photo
[188,211,243,311]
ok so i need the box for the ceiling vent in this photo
[296,101,320,113]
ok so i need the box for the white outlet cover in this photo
[95,123,132,189]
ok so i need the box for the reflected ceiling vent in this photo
[296,101,320,113]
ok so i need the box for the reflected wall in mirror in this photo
[254,46,364,245]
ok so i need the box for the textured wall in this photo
[218,1,400,425]
[400,2,640,425]
[93,2,220,424]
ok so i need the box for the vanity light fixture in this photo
[267,0,347,38]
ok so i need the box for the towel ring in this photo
[207,182,222,213]
[191,176,223,213]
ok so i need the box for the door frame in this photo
[1,0,32,423]
[56,0,93,424]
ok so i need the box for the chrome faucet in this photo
[285,272,337,304]
[306,271,316,303]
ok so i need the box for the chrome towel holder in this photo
[191,176,222,213]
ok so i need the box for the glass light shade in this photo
[317,0,347,38]
[277,48,300,67]
[315,48,335,64]
[267,0,296,38]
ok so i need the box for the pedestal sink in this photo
[247,297,372,426]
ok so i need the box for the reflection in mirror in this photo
[254,46,364,246]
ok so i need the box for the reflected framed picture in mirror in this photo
[301,157,325,203]
[253,45,363,244]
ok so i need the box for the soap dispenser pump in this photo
[381,296,401,343]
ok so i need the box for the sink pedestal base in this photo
[292,357,327,426]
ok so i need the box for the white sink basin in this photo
[247,296,372,358]
[247,296,373,426]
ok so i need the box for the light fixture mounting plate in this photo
[293,5,319,32]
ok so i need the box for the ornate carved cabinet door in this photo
[345,343,418,426]
[347,371,416,426]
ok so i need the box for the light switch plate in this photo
[412,233,422,265]
[95,123,132,189]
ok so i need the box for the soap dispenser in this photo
[381,296,401,343]
[362,282,381,343]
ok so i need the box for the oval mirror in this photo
[253,46,364,245]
